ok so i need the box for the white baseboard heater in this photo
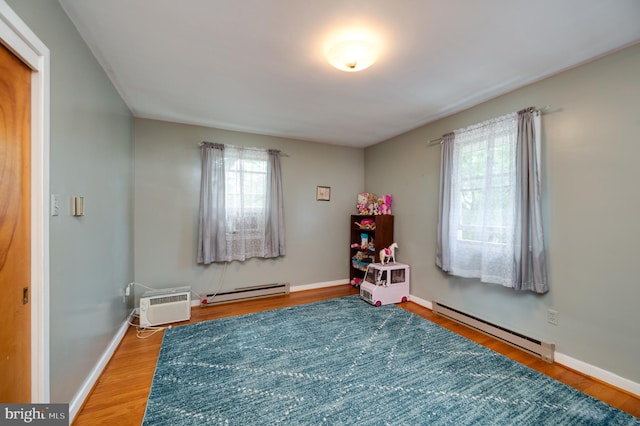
[139,286,191,327]
[201,282,289,305]
[432,301,555,363]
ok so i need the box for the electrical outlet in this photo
[547,309,559,326]
[121,284,131,303]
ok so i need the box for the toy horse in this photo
[380,242,398,265]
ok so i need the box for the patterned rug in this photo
[143,296,638,425]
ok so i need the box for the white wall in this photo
[365,44,640,384]
[134,118,364,298]
[7,0,134,403]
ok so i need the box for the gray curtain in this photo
[197,142,226,264]
[264,149,286,257]
[435,132,455,272]
[513,108,548,293]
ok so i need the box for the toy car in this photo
[360,262,410,307]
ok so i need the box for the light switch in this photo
[72,196,85,217]
[51,194,59,216]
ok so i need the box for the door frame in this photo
[0,1,50,402]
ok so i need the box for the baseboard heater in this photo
[432,301,555,363]
[201,282,290,305]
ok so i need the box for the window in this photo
[436,108,548,293]
[197,144,285,264]
[225,149,268,234]
[448,113,518,285]
[457,133,515,245]
[390,268,405,284]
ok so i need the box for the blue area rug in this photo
[143,296,638,425]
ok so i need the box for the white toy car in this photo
[360,262,410,307]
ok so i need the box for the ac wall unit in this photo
[139,286,191,328]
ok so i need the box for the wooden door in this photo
[0,42,32,402]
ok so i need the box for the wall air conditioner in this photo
[139,286,191,328]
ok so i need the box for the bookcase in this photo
[349,214,394,287]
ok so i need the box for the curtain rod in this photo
[199,141,290,157]
[427,105,554,146]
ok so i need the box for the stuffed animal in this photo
[357,193,368,213]
[379,194,392,215]
[356,192,392,215]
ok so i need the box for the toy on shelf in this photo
[351,237,374,251]
[380,242,398,265]
[356,192,392,215]
[351,250,375,275]
[366,237,375,251]
[378,194,392,215]
[360,233,368,249]
[354,218,376,230]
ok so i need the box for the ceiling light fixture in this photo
[326,39,378,72]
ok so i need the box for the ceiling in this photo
[59,0,640,148]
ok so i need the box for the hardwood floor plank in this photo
[72,285,639,424]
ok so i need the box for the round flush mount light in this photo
[326,39,378,72]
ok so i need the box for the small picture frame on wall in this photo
[316,186,331,201]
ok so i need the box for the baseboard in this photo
[290,279,347,292]
[408,294,432,310]
[69,309,135,423]
[554,352,640,398]
[407,294,639,398]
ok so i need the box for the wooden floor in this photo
[73,285,640,424]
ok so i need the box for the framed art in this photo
[316,186,331,201]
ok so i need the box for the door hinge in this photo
[23,287,28,304]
